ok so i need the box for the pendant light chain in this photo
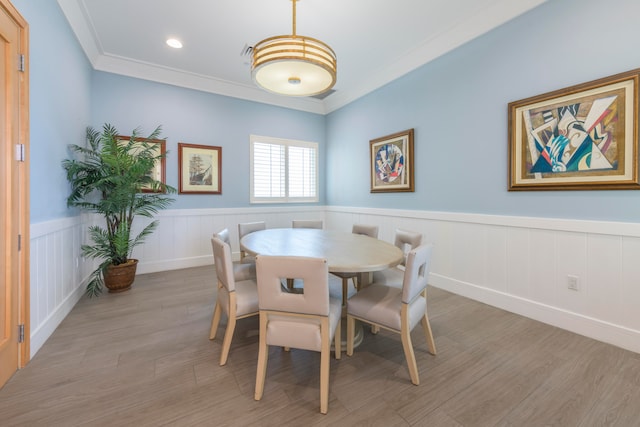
[292,0,297,37]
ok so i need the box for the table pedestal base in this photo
[334,319,363,352]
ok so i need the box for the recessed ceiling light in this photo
[166,38,183,49]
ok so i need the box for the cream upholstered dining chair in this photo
[214,227,232,245]
[346,243,437,385]
[209,236,259,366]
[332,224,379,304]
[370,228,423,289]
[292,219,323,229]
[254,255,341,414]
[213,229,256,282]
[238,221,266,264]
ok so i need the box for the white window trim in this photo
[250,134,319,204]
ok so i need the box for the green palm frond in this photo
[63,123,176,297]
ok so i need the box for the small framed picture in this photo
[370,129,414,192]
[118,135,166,193]
[178,143,221,194]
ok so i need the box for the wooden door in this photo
[0,0,28,388]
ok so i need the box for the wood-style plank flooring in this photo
[1,266,639,426]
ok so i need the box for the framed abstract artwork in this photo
[117,135,166,193]
[178,143,222,194]
[370,129,414,193]
[508,68,640,191]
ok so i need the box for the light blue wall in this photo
[90,72,326,208]
[21,0,640,222]
[326,0,640,222]
[13,0,92,223]
[20,0,326,222]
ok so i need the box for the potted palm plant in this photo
[62,124,176,297]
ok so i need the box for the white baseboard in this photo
[430,273,640,354]
[137,255,214,274]
[29,281,85,358]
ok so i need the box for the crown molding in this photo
[58,0,547,115]
[94,53,328,114]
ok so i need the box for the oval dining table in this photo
[240,227,404,347]
[240,228,403,276]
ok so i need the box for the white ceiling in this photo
[58,0,547,114]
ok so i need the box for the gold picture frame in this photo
[178,142,222,194]
[370,129,414,193]
[508,68,640,191]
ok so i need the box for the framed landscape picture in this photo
[370,129,414,193]
[178,143,221,194]
[508,68,640,191]
[118,135,166,193]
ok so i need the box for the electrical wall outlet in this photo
[567,274,580,291]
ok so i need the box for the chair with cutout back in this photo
[346,243,437,385]
[370,228,422,289]
[209,236,259,365]
[238,221,266,264]
[254,255,341,414]
[213,228,255,281]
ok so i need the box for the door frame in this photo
[1,0,29,369]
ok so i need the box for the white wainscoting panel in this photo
[30,206,640,359]
[132,206,326,274]
[622,237,640,331]
[326,206,640,354]
[28,206,325,357]
[29,215,93,357]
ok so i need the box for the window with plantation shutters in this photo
[250,135,318,203]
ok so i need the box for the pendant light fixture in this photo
[251,0,337,97]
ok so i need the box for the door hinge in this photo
[18,54,25,72]
[18,324,25,343]
[15,144,25,162]
[18,234,21,251]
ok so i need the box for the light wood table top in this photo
[240,228,403,274]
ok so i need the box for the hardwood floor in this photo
[1,265,639,426]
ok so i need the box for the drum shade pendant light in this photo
[252,0,337,97]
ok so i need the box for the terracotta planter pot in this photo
[104,259,139,293]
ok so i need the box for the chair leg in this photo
[421,314,437,355]
[255,313,269,401]
[320,318,330,414]
[334,318,341,360]
[219,316,236,366]
[341,278,349,306]
[209,300,222,340]
[400,327,419,385]
[219,291,239,366]
[357,272,373,290]
[401,305,419,385]
[346,315,355,356]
